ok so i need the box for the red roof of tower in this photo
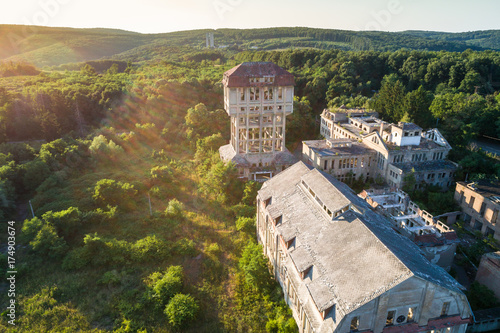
[222,62,295,87]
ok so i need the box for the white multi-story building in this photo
[219,62,297,181]
[257,162,472,333]
[305,108,458,189]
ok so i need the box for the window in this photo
[278,87,283,100]
[249,87,260,101]
[350,316,359,331]
[386,311,396,326]
[408,307,416,322]
[469,196,475,208]
[239,88,245,101]
[441,302,450,317]
[480,202,487,216]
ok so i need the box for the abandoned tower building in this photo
[303,107,457,189]
[219,62,297,181]
[257,161,472,333]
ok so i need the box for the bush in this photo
[146,266,184,306]
[239,242,270,291]
[98,270,121,286]
[230,204,256,218]
[236,216,255,234]
[16,287,91,331]
[89,134,124,160]
[132,235,170,262]
[20,217,44,243]
[22,159,51,192]
[81,206,117,225]
[62,247,88,271]
[174,238,196,256]
[164,294,199,329]
[150,165,173,184]
[164,199,185,220]
[29,224,68,259]
[41,207,82,240]
[93,179,138,210]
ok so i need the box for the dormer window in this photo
[275,215,282,226]
[301,266,312,279]
[441,302,450,316]
[350,316,359,331]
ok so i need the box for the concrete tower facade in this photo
[219,62,297,181]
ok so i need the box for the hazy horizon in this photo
[2,0,500,35]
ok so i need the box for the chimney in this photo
[379,122,384,136]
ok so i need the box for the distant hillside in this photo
[1,25,500,67]
[403,30,500,50]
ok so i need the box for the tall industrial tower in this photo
[219,62,297,181]
[206,32,215,48]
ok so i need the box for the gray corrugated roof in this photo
[290,246,314,273]
[301,169,351,214]
[303,139,376,157]
[258,161,465,316]
[219,144,252,167]
[392,160,458,173]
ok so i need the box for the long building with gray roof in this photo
[257,161,472,333]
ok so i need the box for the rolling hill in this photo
[1,25,500,67]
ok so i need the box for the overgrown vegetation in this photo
[1,25,500,331]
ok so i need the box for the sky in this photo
[2,0,500,34]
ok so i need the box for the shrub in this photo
[230,204,256,218]
[146,266,184,306]
[150,165,173,184]
[239,243,270,291]
[164,199,185,220]
[132,235,170,262]
[164,294,199,329]
[174,238,196,256]
[89,134,124,159]
[93,179,138,210]
[29,224,68,259]
[22,159,51,192]
[16,287,91,331]
[41,207,82,240]
[98,270,121,286]
[236,216,255,234]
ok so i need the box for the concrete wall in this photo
[337,277,470,333]
[455,183,500,242]
[475,253,500,301]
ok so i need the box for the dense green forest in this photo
[0,25,500,332]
